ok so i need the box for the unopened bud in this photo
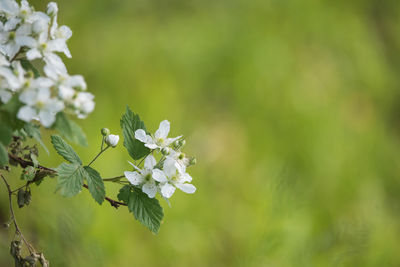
[178,153,185,160]
[161,147,171,155]
[105,134,119,147]
[101,128,110,136]
[47,2,58,17]
[178,139,186,147]
[189,157,197,166]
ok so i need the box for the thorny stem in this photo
[87,146,110,167]
[0,173,35,254]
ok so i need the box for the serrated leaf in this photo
[54,112,88,147]
[24,123,49,154]
[51,135,81,164]
[0,124,12,146]
[84,166,105,204]
[56,163,85,197]
[120,106,150,160]
[118,185,164,234]
[0,143,8,167]
[117,185,131,203]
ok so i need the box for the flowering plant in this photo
[0,1,196,266]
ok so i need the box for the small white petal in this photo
[135,129,147,143]
[142,182,157,198]
[27,48,42,60]
[15,36,36,47]
[155,120,170,139]
[160,183,176,199]
[0,89,12,103]
[176,183,196,194]
[144,155,156,170]
[17,106,36,122]
[38,110,56,127]
[124,171,143,185]
[152,169,167,183]
[163,158,178,178]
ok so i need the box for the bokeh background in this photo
[1,0,400,266]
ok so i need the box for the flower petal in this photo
[124,171,143,185]
[142,182,157,198]
[17,105,36,122]
[160,183,176,199]
[135,129,147,143]
[176,183,196,194]
[152,169,167,183]
[155,120,170,139]
[144,155,156,170]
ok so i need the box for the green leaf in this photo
[20,59,40,78]
[118,185,164,234]
[0,124,12,146]
[51,135,81,164]
[83,166,105,205]
[0,143,8,167]
[54,112,88,147]
[24,123,49,154]
[56,163,85,197]
[120,106,150,160]
[117,185,131,203]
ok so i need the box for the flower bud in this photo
[101,128,110,136]
[105,134,119,147]
[178,139,186,147]
[47,2,58,17]
[161,147,171,155]
[189,157,197,166]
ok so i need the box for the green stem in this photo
[103,175,125,182]
[87,146,110,167]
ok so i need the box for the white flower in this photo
[152,158,196,199]
[0,58,24,103]
[25,30,70,61]
[124,155,158,198]
[73,92,95,118]
[44,62,86,101]
[17,81,64,127]
[166,150,190,173]
[0,22,35,59]
[135,120,182,150]
[105,134,119,147]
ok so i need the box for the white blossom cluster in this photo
[0,0,94,127]
[124,120,196,199]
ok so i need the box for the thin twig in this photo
[82,184,126,208]
[102,175,125,181]
[0,174,35,254]
[87,146,109,167]
[9,154,127,208]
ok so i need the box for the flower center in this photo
[9,32,16,40]
[144,173,152,182]
[36,101,45,109]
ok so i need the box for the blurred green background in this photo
[2,0,400,266]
